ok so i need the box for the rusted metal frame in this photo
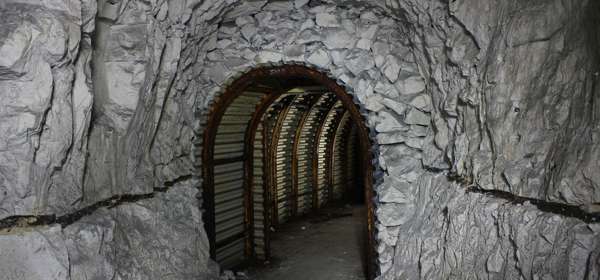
[325,107,346,202]
[242,87,297,262]
[279,66,376,279]
[267,96,296,226]
[301,71,376,280]
[205,65,377,279]
[203,73,284,261]
[311,100,337,210]
[203,79,258,259]
[242,92,283,260]
[327,111,349,203]
[290,95,321,217]
[247,85,276,93]
[360,130,376,280]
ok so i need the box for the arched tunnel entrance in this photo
[202,65,375,279]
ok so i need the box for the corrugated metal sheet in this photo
[253,122,266,260]
[209,88,361,268]
[263,95,295,227]
[345,123,359,201]
[214,91,265,267]
[274,95,322,224]
[332,112,352,200]
[316,101,343,207]
[297,94,337,212]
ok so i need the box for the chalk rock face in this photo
[0,184,215,280]
[399,0,600,206]
[0,0,94,218]
[67,184,216,280]
[0,0,216,279]
[387,173,600,279]
[0,226,69,280]
[0,0,599,279]
[63,213,117,279]
[376,0,600,278]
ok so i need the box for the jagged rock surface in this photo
[396,0,600,206]
[0,184,216,280]
[0,0,598,279]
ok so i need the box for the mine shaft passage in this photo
[202,65,375,279]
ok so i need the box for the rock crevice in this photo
[466,187,600,223]
[0,0,599,279]
[0,187,167,232]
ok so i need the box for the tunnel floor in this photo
[245,204,367,280]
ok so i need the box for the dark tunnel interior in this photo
[202,68,373,279]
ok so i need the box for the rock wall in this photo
[380,0,600,278]
[0,0,217,278]
[0,0,598,279]
[1,182,216,279]
[400,0,600,207]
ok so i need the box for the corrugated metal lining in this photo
[297,94,337,213]
[210,88,360,269]
[252,122,266,260]
[332,112,352,201]
[214,91,265,268]
[345,123,360,201]
[274,97,301,224]
[315,101,345,207]
[201,65,376,278]
[271,94,325,224]
[291,94,323,216]
[263,95,296,227]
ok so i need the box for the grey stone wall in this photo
[398,0,600,207]
[0,0,217,278]
[0,0,598,279]
[379,0,600,278]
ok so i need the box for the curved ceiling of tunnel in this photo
[203,76,372,273]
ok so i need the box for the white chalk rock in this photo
[395,76,426,95]
[0,226,69,280]
[344,49,375,76]
[294,0,310,9]
[323,29,356,49]
[315,12,339,27]
[255,50,283,63]
[377,202,415,226]
[307,48,331,68]
[381,55,401,83]
[404,108,431,126]
[376,111,408,133]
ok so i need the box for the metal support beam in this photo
[203,84,250,259]
[326,110,348,201]
[267,96,296,226]
[242,92,284,260]
[311,102,337,209]
[203,65,376,279]
[291,95,322,217]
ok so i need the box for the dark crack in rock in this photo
[0,0,599,279]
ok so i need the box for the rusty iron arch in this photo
[202,64,377,279]
[311,100,341,209]
[327,110,349,200]
[290,95,323,217]
[266,95,297,227]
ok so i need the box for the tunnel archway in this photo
[202,65,376,278]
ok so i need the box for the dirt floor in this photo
[243,204,367,280]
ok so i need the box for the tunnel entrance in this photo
[202,65,375,279]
